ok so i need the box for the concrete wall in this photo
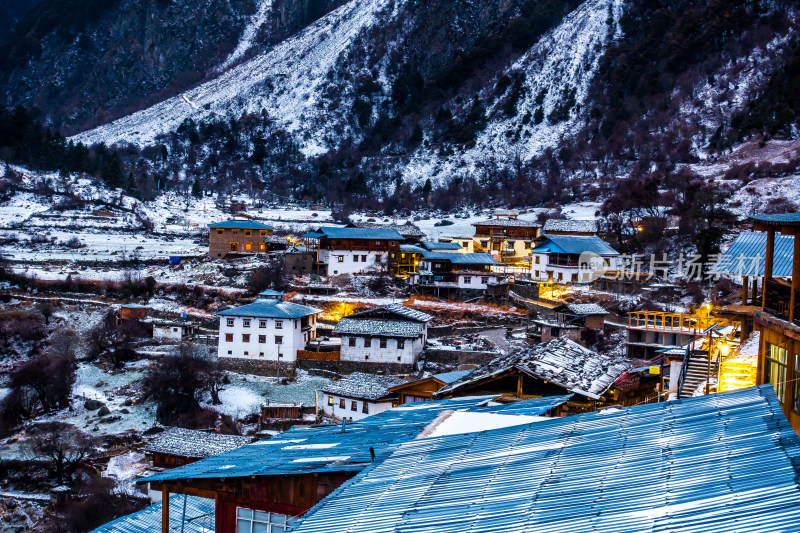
[153,325,184,342]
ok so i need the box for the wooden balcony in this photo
[763,278,800,326]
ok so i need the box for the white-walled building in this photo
[216,291,320,361]
[321,372,405,421]
[301,227,404,277]
[411,251,505,291]
[531,234,620,284]
[333,304,434,366]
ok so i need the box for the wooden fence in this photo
[296,350,340,361]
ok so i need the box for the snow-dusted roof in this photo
[315,227,404,240]
[208,220,274,229]
[216,299,321,319]
[322,373,405,401]
[473,218,540,228]
[350,222,425,237]
[349,303,434,323]
[543,219,597,233]
[334,318,424,339]
[437,338,632,400]
[558,303,608,316]
[142,427,254,459]
[90,495,214,533]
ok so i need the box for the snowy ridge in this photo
[72,0,401,153]
[401,0,625,184]
[218,0,275,72]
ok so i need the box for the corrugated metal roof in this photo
[333,318,425,339]
[258,289,285,297]
[400,244,424,253]
[542,219,597,233]
[710,231,794,277]
[349,303,434,323]
[431,370,473,384]
[89,495,214,533]
[749,212,800,224]
[437,338,631,400]
[322,372,405,400]
[216,300,320,319]
[534,235,619,256]
[420,251,498,265]
[208,220,274,229]
[141,427,254,458]
[421,241,463,250]
[291,385,800,533]
[140,396,570,483]
[316,227,404,240]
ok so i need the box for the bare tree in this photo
[32,422,94,485]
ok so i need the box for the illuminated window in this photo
[236,507,296,533]
[766,343,788,403]
[259,243,266,251]
[244,242,252,251]
[337,255,344,262]
[230,242,238,251]
[351,401,357,411]
[339,399,345,409]
[327,396,334,406]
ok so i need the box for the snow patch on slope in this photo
[72,0,401,152]
[218,0,275,71]
[401,0,625,184]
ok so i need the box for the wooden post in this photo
[742,276,749,305]
[516,372,523,398]
[162,485,169,533]
[762,228,775,305]
[791,229,800,322]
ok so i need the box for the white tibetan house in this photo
[321,372,405,421]
[215,290,320,362]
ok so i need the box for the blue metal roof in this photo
[400,244,424,253]
[89,495,214,533]
[139,396,570,483]
[749,212,800,224]
[291,385,800,533]
[534,234,619,256]
[420,251,497,265]
[710,231,794,277]
[431,370,473,384]
[421,241,463,250]
[316,227,404,240]
[258,289,285,298]
[208,220,273,229]
[216,299,320,319]
[301,231,324,238]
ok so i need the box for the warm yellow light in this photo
[718,342,730,357]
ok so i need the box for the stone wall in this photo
[425,349,498,367]
[218,357,296,377]
[295,358,415,376]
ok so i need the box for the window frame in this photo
[225,333,233,342]
[765,342,789,404]
[242,334,251,343]
[275,335,283,345]
[227,318,235,327]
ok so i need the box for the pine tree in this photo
[191,177,203,199]
[126,172,138,197]
[101,152,124,189]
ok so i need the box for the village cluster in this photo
[3,201,800,532]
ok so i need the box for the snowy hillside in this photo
[72,0,402,154]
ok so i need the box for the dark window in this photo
[362,403,369,414]
[364,338,371,348]
[379,339,387,348]
[398,340,405,349]
[348,337,356,347]
[258,335,266,344]
[242,334,250,342]
[275,336,283,344]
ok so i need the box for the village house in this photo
[387,370,472,404]
[434,337,649,411]
[301,226,403,276]
[152,318,199,343]
[119,303,148,322]
[333,303,434,369]
[208,219,276,258]
[216,291,320,367]
[541,218,598,236]
[411,251,505,298]
[397,244,423,278]
[321,372,405,421]
[625,310,709,359]
[99,397,572,533]
[439,234,476,252]
[472,210,540,267]
[259,401,306,431]
[530,234,620,283]
[529,302,609,344]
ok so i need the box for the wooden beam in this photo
[791,231,800,322]
[742,276,749,305]
[762,228,775,305]
[162,485,169,533]
[516,372,523,398]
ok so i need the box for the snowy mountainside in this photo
[399,0,624,183]
[72,0,402,153]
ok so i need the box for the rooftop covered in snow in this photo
[208,220,274,229]
[322,372,405,400]
[348,302,434,323]
[141,427,254,459]
[436,338,632,400]
[543,218,598,234]
[333,318,425,339]
[473,218,540,228]
[555,302,609,316]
